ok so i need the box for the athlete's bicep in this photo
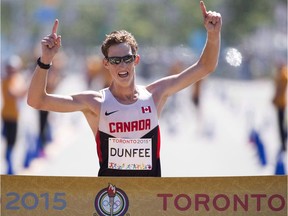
[147,64,206,114]
[150,64,206,97]
[39,93,83,112]
[41,91,101,113]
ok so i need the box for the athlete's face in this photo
[104,42,140,87]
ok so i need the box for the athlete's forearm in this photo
[198,31,221,74]
[27,66,49,109]
[28,19,61,110]
[197,1,222,74]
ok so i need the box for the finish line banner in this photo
[1,175,287,216]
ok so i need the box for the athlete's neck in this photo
[109,83,139,105]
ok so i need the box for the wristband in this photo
[37,57,51,70]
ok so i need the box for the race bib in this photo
[108,138,152,170]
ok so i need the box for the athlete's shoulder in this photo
[145,80,163,95]
[76,90,103,117]
[74,90,103,103]
[78,90,102,97]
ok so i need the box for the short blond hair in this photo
[101,30,138,57]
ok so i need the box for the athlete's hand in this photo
[200,1,222,33]
[40,19,62,64]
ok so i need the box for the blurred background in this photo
[1,0,287,177]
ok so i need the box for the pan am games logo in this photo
[94,183,129,216]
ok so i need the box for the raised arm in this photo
[148,1,221,104]
[27,20,99,113]
[198,0,221,73]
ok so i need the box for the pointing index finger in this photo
[52,19,59,34]
[200,1,208,18]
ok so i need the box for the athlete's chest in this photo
[101,103,155,133]
[99,88,158,138]
[103,102,153,120]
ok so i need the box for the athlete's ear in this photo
[134,54,140,65]
[103,58,109,69]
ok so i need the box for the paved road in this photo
[1,74,286,176]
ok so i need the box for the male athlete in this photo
[27,1,222,176]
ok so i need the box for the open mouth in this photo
[118,71,129,78]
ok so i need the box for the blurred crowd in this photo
[1,49,287,175]
[1,49,112,174]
